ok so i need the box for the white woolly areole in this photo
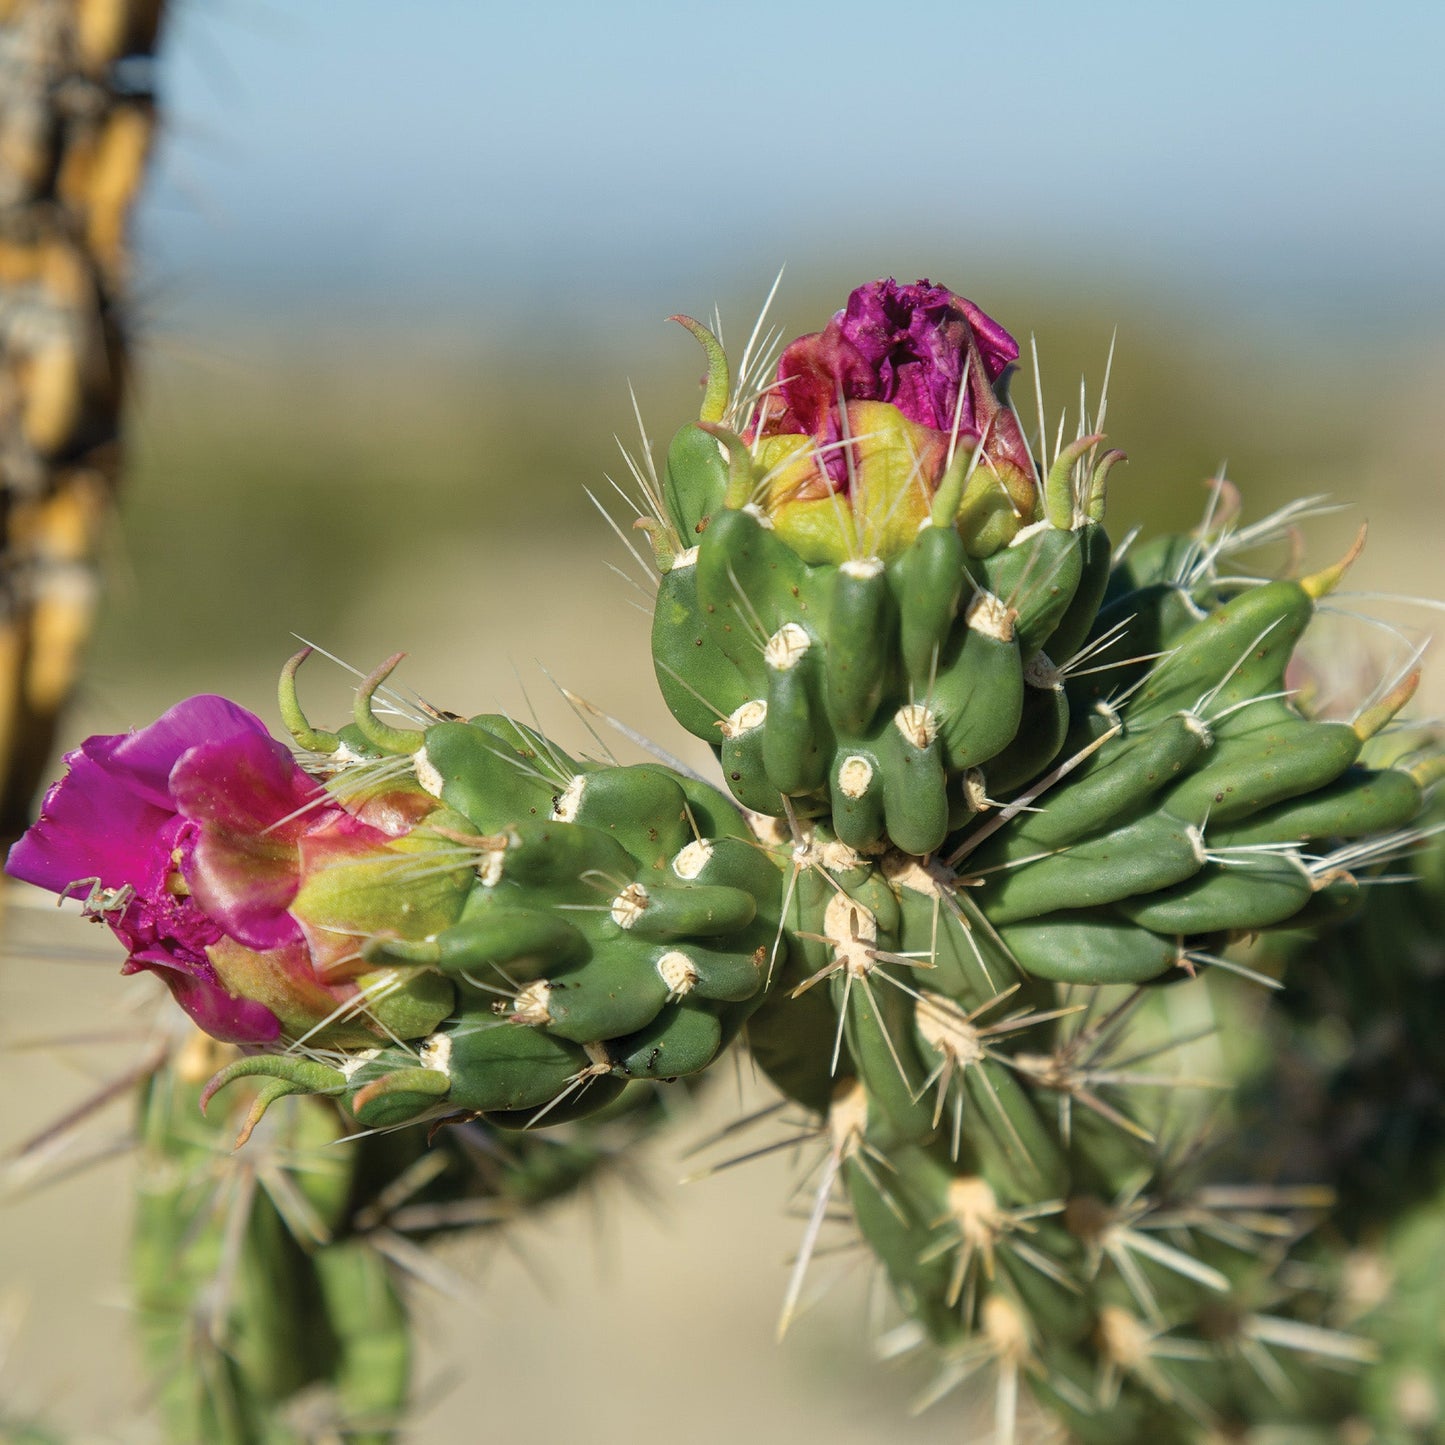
[982,1295,1031,1364]
[765,621,811,672]
[894,702,939,749]
[824,890,877,978]
[841,555,884,580]
[610,881,650,928]
[749,811,790,848]
[915,991,985,1065]
[672,546,699,569]
[583,1041,612,1070]
[819,838,862,874]
[837,754,874,798]
[1182,711,1214,746]
[512,980,552,1026]
[656,950,699,996]
[478,844,505,888]
[828,1077,869,1155]
[418,1035,452,1073]
[966,590,1015,642]
[552,773,587,821]
[672,838,714,879]
[962,769,991,813]
[413,746,445,798]
[339,1047,382,1081]
[882,851,953,899]
[1185,825,1208,866]
[1009,519,1054,546]
[722,699,767,738]
[742,502,775,529]
[947,1176,1005,1249]
[1023,653,1062,690]
[1096,1306,1151,1373]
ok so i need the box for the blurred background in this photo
[4,1,1443,1439]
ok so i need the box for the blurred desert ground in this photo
[4,0,1445,1438]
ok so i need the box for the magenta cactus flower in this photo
[749,278,1038,559]
[6,696,461,1045]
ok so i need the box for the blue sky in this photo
[143,1,1445,336]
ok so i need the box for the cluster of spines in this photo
[723,825,1379,1439]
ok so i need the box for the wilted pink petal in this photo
[172,730,336,950]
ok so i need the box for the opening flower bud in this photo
[748,278,1037,562]
[6,695,466,1046]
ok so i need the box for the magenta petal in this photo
[86,695,272,811]
[764,280,1021,445]
[773,328,878,437]
[172,730,329,950]
[5,747,174,895]
[954,295,1019,382]
[835,279,1020,433]
[139,959,283,1045]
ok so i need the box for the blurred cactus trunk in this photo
[0,0,164,841]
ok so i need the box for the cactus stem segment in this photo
[521,1042,618,1130]
[947,723,1121,865]
[278,647,341,754]
[670,314,731,424]
[354,654,425,755]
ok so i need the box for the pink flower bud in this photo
[750,279,1037,560]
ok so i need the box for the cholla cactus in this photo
[124,1023,689,1443]
[8,648,788,1140]
[6,276,1442,1443]
[633,280,1439,1437]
